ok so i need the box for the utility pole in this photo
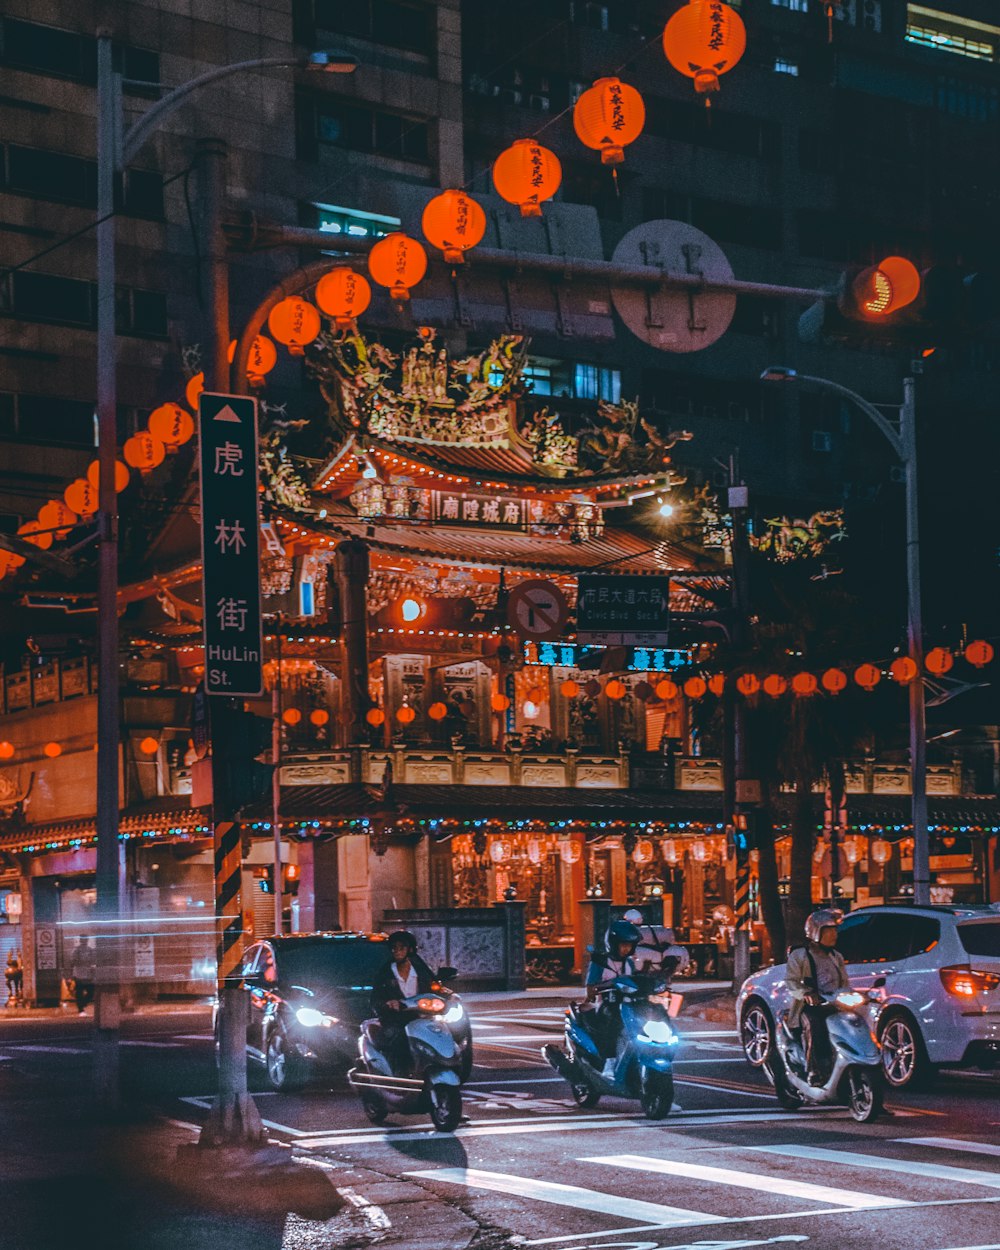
[94,28,123,1108]
[728,468,753,989]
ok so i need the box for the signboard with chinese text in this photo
[524,641,688,671]
[576,575,671,646]
[198,392,263,696]
[431,490,528,531]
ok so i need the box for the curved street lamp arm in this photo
[793,372,904,460]
[121,57,307,166]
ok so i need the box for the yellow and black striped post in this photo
[214,816,245,989]
[734,862,752,930]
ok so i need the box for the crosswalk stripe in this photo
[1,1044,89,1055]
[900,1138,1000,1160]
[406,1167,719,1227]
[587,1153,912,1209]
[747,1145,1000,1191]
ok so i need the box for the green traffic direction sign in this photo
[198,392,263,696]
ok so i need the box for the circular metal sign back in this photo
[611,220,736,352]
[506,579,568,642]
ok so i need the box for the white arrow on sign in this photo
[507,579,568,641]
[213,404,242,424]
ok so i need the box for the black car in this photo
[234,932,472,1091]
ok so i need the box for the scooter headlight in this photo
[295,1006,338,1028]
[417,996,447,1014]
[639,1019,677,1045]
[443,1003,464,1024]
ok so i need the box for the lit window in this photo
[905,5,999,62]
[771,0,809,10]
[774,58,800,75]
[313,202,400,240]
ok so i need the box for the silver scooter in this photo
[766,989,885,1122]
[348,977,467,1132]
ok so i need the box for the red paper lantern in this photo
[926,647,953,675]
[965,640,994,668]
[821,668,848,695]
[605,678,627,700]
[37,499,77,539]
[186,373,204,411]
[736,673,760,697]
[282,708,302,725]
[396,704,417,724]
[791,672,818,696]
[492,139,562,217]
[560,679,580,699]
[268,298,321,354]
[421,190,487,263]
[124,431,166,473]
[18,520,52,551]
[149,402,195,448]
[65,478,98,518]
[708,674,725,696]
[662,1,747,103]
[573,77,646,166]
[0,742,14,760]
[763,674,788,698]
[366,708,386,727]
[246,335,279,380]
[684,676,707,700]
[139,736,159,755]
[890,656,919,684]
[43,741,62,758]
[315,268,372,326]
[309,709,330,726]
[87,459,130,493]
[491,692,511,712]
[655,678,679,700]
[854,663,881,691]
[428,702,448,721]
[368,232,428,302]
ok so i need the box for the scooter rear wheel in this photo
[430,1085,462,1132]
[570,1078,600,1108]
[846,1066,884,1122]
[640,1069,674,1120]
[766,1058,805,1110]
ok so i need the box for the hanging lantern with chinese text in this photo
[18,520,52,551]
[763,674,787,698]
[421,189,487,263]
[560,679,580,699]
[366,707,386,727]
[655,677,679,700]
[821,668,848,695]
[871,837,892,865]
[890,656,918,684]
[315,268,372,327]
[684,676,707,700]
[965,640,993,668]
[492,138,562,217]
[428,701,448,721]
[148,402,195,449]
[662,1,747,105]
[65,478,98,518]
[396,705,417,725]
[736,673,760,697]
[573,77,646,166]
[854,663,881,691]
[926,647,953,675]
[87,459,130,493]
[708,674,725,696]
[37,499,77,540]
[491,692,511,712]
[605,678,627,700]
[124,431,166,474]
[791,672,818,696]
[268,298,321,355]
[368,232,428,302]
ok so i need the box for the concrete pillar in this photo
[334,537,370,746]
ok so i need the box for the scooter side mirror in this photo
[871,975,887,989]
[437,966,458,981]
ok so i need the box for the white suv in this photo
[737,905,1000,1089]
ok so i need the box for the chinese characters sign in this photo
[524,642,689,671]
[198,393,263,696]
[576,575,671,646]
[431,490,527,531]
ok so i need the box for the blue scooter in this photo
[543,972,679,1119]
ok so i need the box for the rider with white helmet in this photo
[785,908,851,1084]
[622,908,691,978]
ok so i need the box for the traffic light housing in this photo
[257,866,274,894]
[732,811,761,868]
[214,708,275,815]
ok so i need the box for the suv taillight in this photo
[939,965,1000,998]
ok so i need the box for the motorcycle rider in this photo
[584,918,642,1077]
[785,908,851,1085]
[622,908,691,979]
[371,930,436,1072]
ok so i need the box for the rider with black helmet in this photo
[371,930,436,1071]
[583,918,642,1076]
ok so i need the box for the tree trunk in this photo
[756,786,786,959]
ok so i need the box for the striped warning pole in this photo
[734,862,752,929]
[214,816,244,990]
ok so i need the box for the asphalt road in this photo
[3,999,1000,1250]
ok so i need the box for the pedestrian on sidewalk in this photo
[5,947,22,1005]
[71,937,96,1014]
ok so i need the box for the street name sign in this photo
[576,574,671,646]
[198,392,263,696]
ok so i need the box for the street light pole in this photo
[92,31,356,1106]
[760,368,929,905]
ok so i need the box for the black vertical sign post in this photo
[198,390,266,1145]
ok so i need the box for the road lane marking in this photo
[588,1153,912,1209]
[901,1138,1000,1159]
[406,1167,720,1227]
[464,1076,565,1086]
[746,1145,1000,1190]
[120,1040,186,1048]
[527,1232,809,1247]
[0,1044,89,1054]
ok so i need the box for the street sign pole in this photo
[198,388,266,1147]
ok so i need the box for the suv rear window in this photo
[957,922,1000,958]
[278,940,390,989]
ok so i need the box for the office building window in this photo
[312,0,435,56]
[0,18,159,87]
[2,145,163,218]
[14,394,95,446]
[774,58,799,75]
[312,98,429,162]
[4,272,167,336]
[310,202,400,240]
[772,0,809,9]
[905,5,998,62]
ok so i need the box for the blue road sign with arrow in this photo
[198,392,263,696]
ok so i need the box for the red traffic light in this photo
[852,256,921,319]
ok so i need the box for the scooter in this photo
[543,972,678,1120]
[765,989,885,1122]
[348,977,468,1132]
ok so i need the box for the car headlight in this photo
[443,1003,464,1024]
[639,1019,677,1045]
[295,1006,338,1028]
